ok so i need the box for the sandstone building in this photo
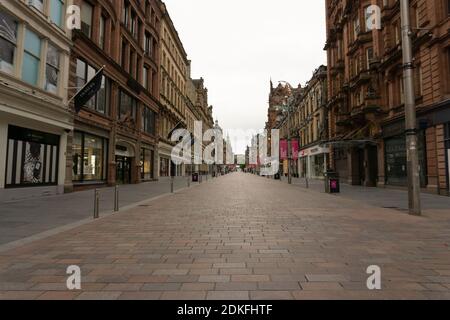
[0,0,73,201]
[67,0,161,190]
[325,0,450,194]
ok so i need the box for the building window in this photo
[121,40,127,70]
[81,1,93,38]
[366,47,373,70]
[72,131,108,182]
[143,66,148,89]
[29,0,44,12]
[130,10,137,37]
[118,90,137,123]
[22,29,41,86]
[140,148,153,180]
[75,59,110,114]
[159,157,170,177]
[145,32,153,56]
[0,10,18,75]
[353,16,360,39]
[142,106,156,135]
[5,125,59,188]
[45,43,60,93]
[99,15,106,50]
[50,0,65,28]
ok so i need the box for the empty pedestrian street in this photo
[0,173,450,300]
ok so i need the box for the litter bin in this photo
[324,170,340,193]
[192,173,199,182]
[274,173,281,180]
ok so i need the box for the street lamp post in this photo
[400,0,421,215]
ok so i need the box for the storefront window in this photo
[160,157,169,177]
[385,132,427,187]
[311,154,325,178]
[140,148,153,180]
[72,131,108,182]
[5,126,59,187]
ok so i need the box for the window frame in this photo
[72,131,109,183]
[81,1,94,38]
[44,42,60,94]
[22,28,42,86]
[75,58,110,115]
[0,9,19,75]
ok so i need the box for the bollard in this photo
[187,175,190,187]
[94,189,100,219]
[306,177,309,189]
[114,185,119,212]
[171,176,174,193]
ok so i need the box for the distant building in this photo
[159,2,189,177]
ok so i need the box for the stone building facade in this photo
[158,2,189,178]
[190,77,214,174]
[67,0,161,191]
[297,65,329,179]
[325,0,450,194]
[0,0,73,201]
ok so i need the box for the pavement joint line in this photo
[0,177,213,254]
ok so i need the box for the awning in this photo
[322,124,377,147]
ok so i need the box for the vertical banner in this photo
[280,139,288,160]
[292,140,299,161]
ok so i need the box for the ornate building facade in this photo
[158,2,188,177]
[0,0,73,201]
[325,0,450,194]
[298,65,329,179]
[190,77,214,175]
[67,0,161,190]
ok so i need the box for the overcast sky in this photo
[164,0,327,154]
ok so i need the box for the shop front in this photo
[383,128,427,188]
[115,141,136,185]
[299,145,330,179]
[5,125,60,188]
[159,156,170,177]
[72,131,109,186]
[140,147,155,181]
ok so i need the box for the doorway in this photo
[357,148,365,185]
[367,145,378,187]
[116,156,132,184]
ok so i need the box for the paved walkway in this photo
[0,176,210,246]
[0,172,450,300]
[276,175,450,211]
